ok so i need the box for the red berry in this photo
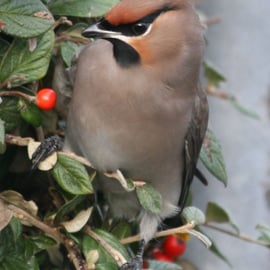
[153,248,173,262]
[36,88,57,110]
[162,235,187,259]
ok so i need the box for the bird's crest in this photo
[105,0,188,26]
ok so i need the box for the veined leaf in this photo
[0,97,22,132]
[82,228,129,269]
[136,183,162,214]
[181,206,206,225]
[0,30,55,88]
[0,0,54,38]
[52,153,94,195]
[200,129,228,186]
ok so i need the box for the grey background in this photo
[185,0,270,269]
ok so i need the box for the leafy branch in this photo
[0,193,87,270]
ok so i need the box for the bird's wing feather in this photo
[178,87,209,209]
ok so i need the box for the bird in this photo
[63,0,208,268]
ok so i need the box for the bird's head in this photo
[83,0,204,73]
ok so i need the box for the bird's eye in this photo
[131,23,150,36]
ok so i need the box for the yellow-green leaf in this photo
[204,61,226,88]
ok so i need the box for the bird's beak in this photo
[82,23,121,39]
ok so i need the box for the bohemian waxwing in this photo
[64,0,208,268]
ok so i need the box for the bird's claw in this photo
[31,135,62,170]
[119,240,145,270]
[119,257,143,270]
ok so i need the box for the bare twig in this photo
[36,126,45,142]
[204,86,234,100]
[121,222,196,245]
[204,16,222,26]
[53,16,72,29]
[5,134,132,186]
[203,223,270,248]
[59,151,94,168]
[55,34,89,45]
[5,134,34,146]
[0,90,36,103]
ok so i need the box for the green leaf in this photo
[48,0,92,17]
[82,228,129,268]
[0,38,10,58]
[0,221,39,270]
[0,97,22,132]
[229,99,260,120]
[205,202,229,223]
[29,235,57,252]
[54,195,87,224]
[111,220,132,240]
[93,228,129,259]
[181,206,205,225]
[203,61,226,87]
[0,257,39,270]
[88,0,119,17]
[0,0,54,38]
[48,0,118,18]
[96,262,118,270]
[18,99,42,127]
[0,118,6,154]
[136,183,162,214]
[0,30,55,88]
[209,238,232,267]
[205,202,239,234]
[197,227,231,267]
[60,41,79,67]
[52,153,94,195]
[256,224,270,243]
[200,129,228,186]
[147,260,182,270]
[9,217,22,241]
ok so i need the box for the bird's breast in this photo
[68,40,194,179]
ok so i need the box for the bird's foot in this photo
[120,240,145,270]
[120,259,142,270]
[31,135,62,170]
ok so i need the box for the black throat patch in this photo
[105,38,140,68]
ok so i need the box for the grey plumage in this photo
[64,0,208,244]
